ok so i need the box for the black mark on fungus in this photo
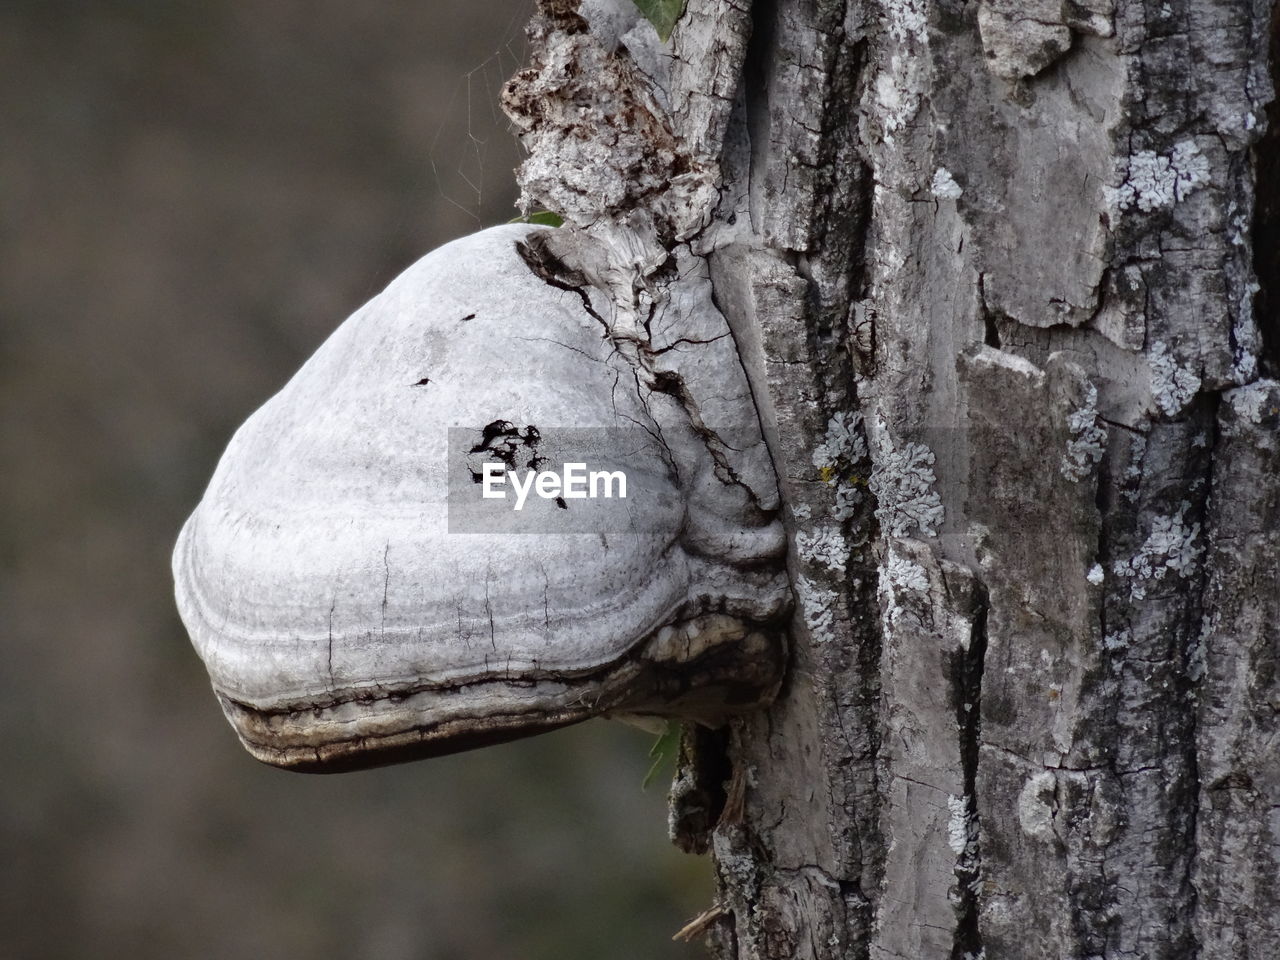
[469,420,546,471]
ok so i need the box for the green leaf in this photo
[508,210,564,227]
[642,720,682,790]
[631,0,686,42]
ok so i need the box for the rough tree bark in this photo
[501,0,1279,957]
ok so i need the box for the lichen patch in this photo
[1106,140,1211,214]
[1111,504,1203,601]
[1061,383,1107,482]
[1148,341,1202,417]
[868,435,944,538]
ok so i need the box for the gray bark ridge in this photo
[502,0,1280,957]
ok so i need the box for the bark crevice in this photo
[948,584,988,960]
[1252,2,1280,375]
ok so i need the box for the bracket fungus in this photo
[174,224,791,771]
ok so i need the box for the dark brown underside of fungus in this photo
[219,624,789,773]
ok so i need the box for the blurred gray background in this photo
[0,2,713,957]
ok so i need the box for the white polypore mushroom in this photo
[173,224,790,771]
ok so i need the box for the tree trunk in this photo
[503,1,1280,957]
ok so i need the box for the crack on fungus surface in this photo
[515,233,613,334]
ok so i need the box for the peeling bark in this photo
[503,0,1279,956]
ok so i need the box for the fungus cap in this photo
[174,225,789,771]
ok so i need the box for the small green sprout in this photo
[631,0,687,42]
[509,210,565,228]
[642,719,682,789]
